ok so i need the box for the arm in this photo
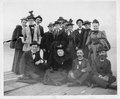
[84,60,91,72]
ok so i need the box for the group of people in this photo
[10,11,117,90]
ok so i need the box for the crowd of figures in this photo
[9,11,117,90]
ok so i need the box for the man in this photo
[40,22,54,61]
[72,19,85,49]
[35,15,44,37]
[82,20,91,59]
[91,47,117,90]
[68,49,91,87]
[19,41,48,83]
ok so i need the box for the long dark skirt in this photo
[11,49,23,75]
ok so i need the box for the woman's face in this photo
[67,25,73,31]
[21,20,27,26]
[31,45,38,53]
[28,19,34,25]
[92,23,99,31]
[57,49,64,57]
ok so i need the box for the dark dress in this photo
[43,49,72,86]
[72,28,85,49]
[40,31,54,60]
[10,25,24,75]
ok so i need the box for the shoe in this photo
[108,85,117,90]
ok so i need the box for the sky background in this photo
[2,0,117,74]
[3,0,116,47]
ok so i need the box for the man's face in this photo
[76,50,84,58]
[92,23,99,31]
[28,19,34,25]
[98,51,107,60]
[31,45,38,53]
[48,26,54,32]
[85,24,91,29]
[57,49,64,57]
[21,20,27,26]
[77,21,83,28]
[36,18,42,24]
[54,24,61,30]
[67,25,73,31]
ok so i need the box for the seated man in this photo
[18,41,48,83]
[42,42,72,86]
[91,47,117,90]
[68,49,91,87]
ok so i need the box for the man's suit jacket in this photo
[72,28,85,49]
[39,25,44,37]
[19,50,41,75]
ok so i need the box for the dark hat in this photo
[56,44,64,50]
[53,21,61,26]
[66,18,74,26]
[83,20,91,25]
[21,17,28,21]
[97,46,108,53]
[35,15,42,21]
[27,11,35,20]
[57,17,64,22]
[63,19,68,24]
[76,19,83,24]
[92,19,99,24]
[30,41,40,46]
[47,22,53,27]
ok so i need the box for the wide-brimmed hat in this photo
[83,20,91,25]
[53,21,61,26]
[35,15,42,21]
[47,22,54,27]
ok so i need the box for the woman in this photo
[43,42,72,86]
[86,19,111,64]
[10,18,27,75]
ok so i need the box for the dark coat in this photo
[72,58,91,72]
[39,25,44,37]
[40,31,54,60]
[19,50,43,75]
[82,29,91,58]
[72,28,85,49]
[10,25,24,50]
[92,56,113,77]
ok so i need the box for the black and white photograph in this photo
[1,0,120,98]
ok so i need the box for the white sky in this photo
[2,0,116,47]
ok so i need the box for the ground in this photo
[4,72,117,96]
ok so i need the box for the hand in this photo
[35,60,41,65]
[81,69,86,72]
[101,76,109,81]
[19,37,24,43]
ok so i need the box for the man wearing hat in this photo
[35,15,44,37]
[40,22,54,61]
[90,47,117,90]
[82,20,91,59]
[73,19,85,49]
[19,41,47,83]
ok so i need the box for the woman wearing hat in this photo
[86,19,111,64]
[43,42,72,86]
[10,17,27,74]
[22,11,36,51]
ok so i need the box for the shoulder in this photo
[15,25,22,29]
[83,58,89,62]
